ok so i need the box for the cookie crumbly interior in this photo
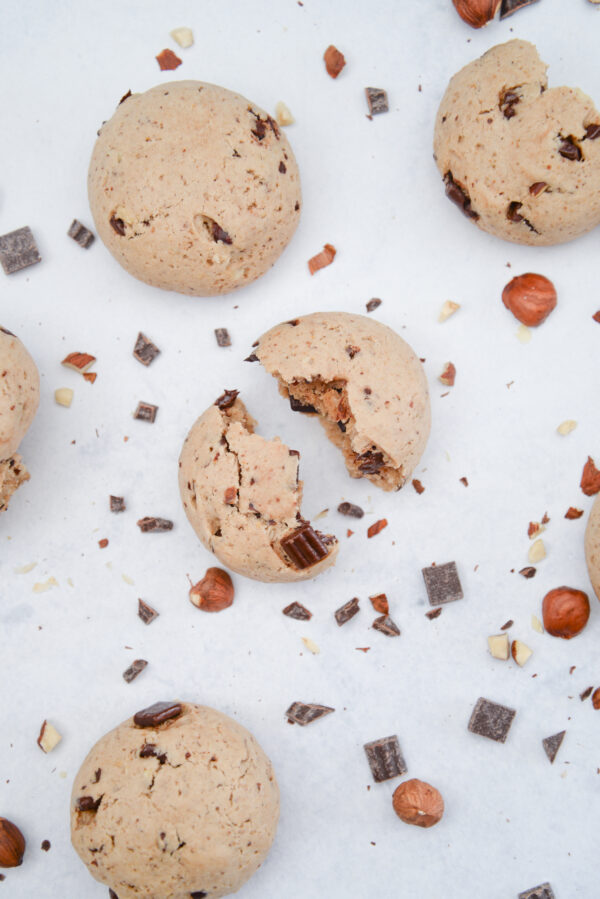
[0,454,30,513]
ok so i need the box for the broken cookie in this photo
[585,494,600,601]
[0,327,40,512]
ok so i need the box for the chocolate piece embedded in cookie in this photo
[422,562,463,606]
[364,735,407,783]
[0,226,41,274]
[280,522,331,570]
[468,697,516,742]
[133,701,183,727]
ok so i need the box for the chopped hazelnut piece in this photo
[531,615,544,633]
[488,633,509,660]
[37,720,62,753]
[511,639,533,666]
[516,323,531,343]
[528,538,546,564]
[170,27,194,48]
[439,362,456,386]
[275,101,295,126]
[438,300,460,322]
[557,419,577,436]
[61,352,96,373]
[54,387,74,407]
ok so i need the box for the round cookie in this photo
[88,80,301,296]
[585,494,600,602]
[71,701,279,899]
[0,326,40,511]
[179,390,338,582]
[252,311,430,492]
[434,39,600,246]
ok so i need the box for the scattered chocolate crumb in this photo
[372,614,400,636]
[134,401,158,423]
[425,608,442,620]
[366,298,382,313]
[369,593,389,615]
[245,352,259,362]
[98,538,109,549]
[412,479,425,494]
[570,666,576,675]
[214,328,231,347]
[308,243,336,275]
[215,389,239,410]
[323,45,345,78]
[110,495,126,513]
[136,517,173,533]
[41,840,51,852]
[138,598,160,625]
[337,501,364,518]
[282,601,312,620]
[335,597,360,626]
[123,659,148,683]
[365,87,389,115]
[285,701,335,726]
[459,476,469,487]
[519,566,536,579]
[580,686,594,701]
[110,214,126,235]
[0,226,41,274]
[422,561,463,606]
[156,48,182,70]
[133,333,160,367]
[119,89,132,105]
[67,219,95,248]
[363,735,406,782]
[367,518,387,538]
[542,732,566,765]
[565,507,584,520]
[500,620,514,630]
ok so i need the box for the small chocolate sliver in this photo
[110,495,126,513]
[372,614,400,636]
[282,601,312,620]
[215,389,239,410]
[443,172,479,220]
[500,619,514,630]
[289,395,317,414]
[542,731,565,765]
[422,561,463,606]
[425,608,442,620]
[211,222,232,245]
[133,701,182,728]
[109,890,120,899]
[110,214,126,236]
[585,123,600,140]
[363,735,407,783]
[136,517,173,533]
[499,0,540,17]
[119,89,132,105]
[499,89,520,118]
[365,87,389,116]
[580,686,593,701]
[68,219,95,248]
[518,883,555,899]
[337,501,364,518]
[123,659,148,683]
[558,136,583,161]
[335,597,360,626]
[133,332,160,367]
[366,298,382,313]
[134,401,158,423]
[138,598,160,625]
[214,328,231,347]
[285,701,335,726]
[519,566,536,579]
[41,840,51,851]
[468,697,516,743]
[0,326,15,336]
[244,353,259,362]
[280,522,330,570]
[0,226,42,275]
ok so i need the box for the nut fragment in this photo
[439,362,456,386]
[502,273,557,327]
[581,456,600,496]
[557,419,577,436]
[592,688,600,710]
[438,300,460,322]
[452,0,501,27]
[189,567,234,612]
[511,639,533,666]
[323,45,345,78]
[488,633,509,660]
[542,586,590,639]
[61,352,96,373]
[528,538,546,564]
[54,387,73,407]
[392,779,444,828]
[0,817,26,868]
[275,101,295,126]
[37,720,62,753]
[531,615,544,634]
[169,27,194,48]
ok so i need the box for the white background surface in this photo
[1,1,599,896]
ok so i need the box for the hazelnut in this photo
[502,273,557,327]
[511,639,533,667]
[580,456,600,496]
[392,778,444,828]
[542,587,590,639]
[189,567,234,612]
[592,688,600,710]
[452,0,501,28]
[0,817,26,868]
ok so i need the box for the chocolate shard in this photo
[138,598,160,625]
[214,328,231,347]
[357,450,385,475]
[215,389,239,410]
[425,608,442,620]
[285,701,335,726]
[366,298,382,313]
[580,686,593,701]
[136,517,173,533]
[443,172,479,220]
[372,614,400,636]
[289,395,318,414]
[519,566,536,579]
[244,353,259,362]
[67,219,95,248]
[133,701,182,728]
[0,226,41,274]
[280,522,331,569]
[110,214,126,236]
[422,561,463,606]
[585,123,600,140]
[134,401,158,423]
[211,222,232,244]
[133,332,160,366]
[282,601,312,620]
[110,495,126,513]
[119,89,132,105]
[542,730,565,764]
[365,87,389,116]
[363,735,407,783]
[76,795,102,813]
[518,883,555,899]
[468,697,516,743]
[499,0,540,17]
[335,597,360,626]
[337,501,364,518]
[506,201,524,222]
[123,659,148,683]
[558,136,583,161]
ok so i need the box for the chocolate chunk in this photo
[357,451,385,474]
[337,501,364,518]
[500,0,540,17]
[519,566,536,578]
[468,697,516,743]
[542,730,565,764]
[507,201,524,222]
[282,601,312,620]
[580,686,593,701]
[119,89,132,105]
[41,840,51,851]
[67,219,95,248]
[335,597,360,626]
[285,701,335,726]
[529,181,548,197]
[585,123,600,140]
[0,226,41,274]
[133,701,183,728]
[92,768,102,783]
[138,598,160,625]
[244,353,259,362]
[109,890,120,899]
[422,561,463,606]
[365,87,389,116]
[134,401,158,423]
[133,332,160,366]
[211,222,232,244]
[215,389,239,410]
[337,421,347,433]
[558,136,583,161]
[190,893,207,898]
[366,298,382,313]
[110,495,126,513]
[518,883,555,899]
[279,161,287,174]
[109,214,126,236]
[139,743,167,764]
[499,89,520,118]
[425,608,442,620]
[443,172,479,220]
[372,614,400,636]
[214,328,231,347]
[76,795,102,812]
[345,344,360,359]
[280,522,331,569]
[500,619,514,630]
[363,735,407,783]
[136,517,173,532]
[289,395,318,414]
[122,659,148,683]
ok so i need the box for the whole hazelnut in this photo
[502,273,557,327]
[542,587,590,639]
[452,0,501,28]
[392,778,444,828]
[0,817,26,868]
[189,567,234,612]
[592,688,600,710]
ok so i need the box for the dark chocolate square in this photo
[134,401,158,423]
[133,332,160,366]
[67,219,95,248]
[0,226,41,274]
[365,87,389,115]
[363,735,406,782]
[422,561,463,607]
[468,697,516,743]
[518,883,555,899]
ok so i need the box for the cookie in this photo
[0,327,40,511]
[434,39,600,246]
[585,494,600,601]
[253,311,430,491]
[179,392,338,582]
[71,701,279,899]
[88,81,301,296]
